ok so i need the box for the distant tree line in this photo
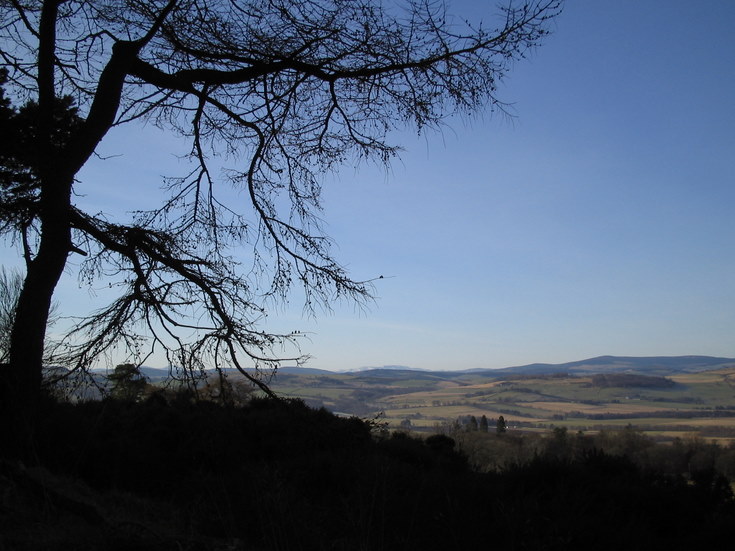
[591,373,676,388]
[568,409,735,420]
[440,421,735,484]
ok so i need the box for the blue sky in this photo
[279,0,735,370]
[4,0,735,371]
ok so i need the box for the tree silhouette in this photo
[0,0,562,450]
[0,69,84,252]
[468,415,479,431]
[107,363,148,402]
[0,267,24,364]
[0,266,59,366]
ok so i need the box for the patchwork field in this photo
[264,362,735,442]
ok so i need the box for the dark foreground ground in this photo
[2,395,734,550]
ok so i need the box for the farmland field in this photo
[264,363,735,443]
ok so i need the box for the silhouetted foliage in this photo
[468,414,478,431]
[0,266,59,364]
[0,72,83,244]
[2,396,733,550]
[592,373,675,388]
[0,267,23,363]
[107,363,148,401]
[496,414,507,434]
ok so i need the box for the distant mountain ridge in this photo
[324,355,735,380]
[98,355,735,384]
[494,355,735,377]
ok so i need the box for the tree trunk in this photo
[0,0,133,459]
[0,0,72,460]
[1,170,72,458]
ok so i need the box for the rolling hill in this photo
[44,355,735,441]
[263,356,735,440]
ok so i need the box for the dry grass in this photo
[523,401,673,415]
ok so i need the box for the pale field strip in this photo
[671,375,721,384]
[671,370,735,384]
[548,415,735,427]
[523,400,681,415]
[381,396,540,411]
[380,384,510,404]
[649,417,735,428]
[381,405,545,423]
[434,381,465,389]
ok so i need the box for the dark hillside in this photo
[1,395,734,550]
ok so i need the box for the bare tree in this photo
[0,0,562,444]
[0,266,59,365]
[0,267,24,364]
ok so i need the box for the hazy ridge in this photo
[287,355,735,380]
